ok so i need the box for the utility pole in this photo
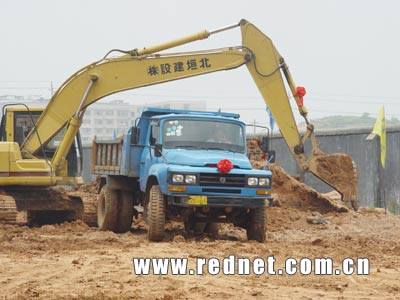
[50,81,54,97]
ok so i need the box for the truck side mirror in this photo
[130,127,140,144]
[154,143,163,157]
[261,136,270,153]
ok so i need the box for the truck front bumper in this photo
[167,195,270,209]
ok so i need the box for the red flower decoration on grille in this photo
[217,159,233,174]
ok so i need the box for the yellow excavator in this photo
[0,19,358,225]
[0,105,98,225]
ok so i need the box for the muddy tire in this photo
[97,185,118,231]
[246,203,266,242]
[185,220,220,236]
[97,186,133,233]
[116,191,134,233]
[114,191,133,233]
[204,223,220,235]
[191,222,206,236]
[147,185,165,242]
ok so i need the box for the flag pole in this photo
[371,105,386,211]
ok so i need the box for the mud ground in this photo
[1,140,399,299]
[1,206,399,300]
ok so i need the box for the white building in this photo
[143,100,206,111]
[82,100,206,144]
[1,95,207,145]
[81,100,139,144]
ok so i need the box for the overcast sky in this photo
[1,0,399,127]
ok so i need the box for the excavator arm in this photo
[241,22,358,210]
[21,19,358,210]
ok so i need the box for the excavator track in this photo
[67,191,98,227]
[0,192,18,225]
[0,187,98,226]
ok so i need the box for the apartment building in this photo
[82,100,206,144]
[0,95,207,145]
[81,100,139,144]
[144,100,207,111]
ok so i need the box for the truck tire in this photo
[97,185,118,231]
[205,222,220,235]
[115,191,134,233]
[185,220,219,235]
[147,185,166,242]
[98,186,133,233]
[246,203,266,242]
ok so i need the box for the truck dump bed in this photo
[91,138,123,175]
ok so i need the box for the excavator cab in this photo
[0,105,83,183]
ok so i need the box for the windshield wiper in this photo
[206,147,226,151]
[176,145,201,149]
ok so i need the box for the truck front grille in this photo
[199,173,246,188]
[202,188,241,194]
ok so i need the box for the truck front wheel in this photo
[246,203,266,242]
[147,185,166,241]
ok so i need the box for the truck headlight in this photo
[185,175,197,184]
[247,177,259,186]
[172,174,184,183]
[259,177,271,187]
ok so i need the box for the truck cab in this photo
[93,108,271,242]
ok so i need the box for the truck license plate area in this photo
[186,196,208,205]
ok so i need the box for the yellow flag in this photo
[372,106,386,168]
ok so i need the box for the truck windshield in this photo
[162,119,245,153]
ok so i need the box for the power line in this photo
[1,84,399,116]
[1,83,399,101]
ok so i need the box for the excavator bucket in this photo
[308,152,359,211]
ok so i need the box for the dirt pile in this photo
[246,138,348,213]
[270,163,349,213]
[72,176,101,194]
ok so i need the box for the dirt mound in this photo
[246,138,348,213]
[72,176,101,194]
[270,163,349,213]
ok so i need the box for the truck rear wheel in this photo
[205,222,220,235]
[246,203,266,242]
[185,219,220,236]
[97,185,118,231]
[147,185,166,241]
[116,191,134,233]
[97,186,133,233]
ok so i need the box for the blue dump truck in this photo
[92,108,271,242]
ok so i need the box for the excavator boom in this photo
[20,19,358,210]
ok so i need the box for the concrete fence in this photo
[81,126,400,212]
[266,126,400,212]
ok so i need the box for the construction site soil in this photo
[1,139,399,299]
